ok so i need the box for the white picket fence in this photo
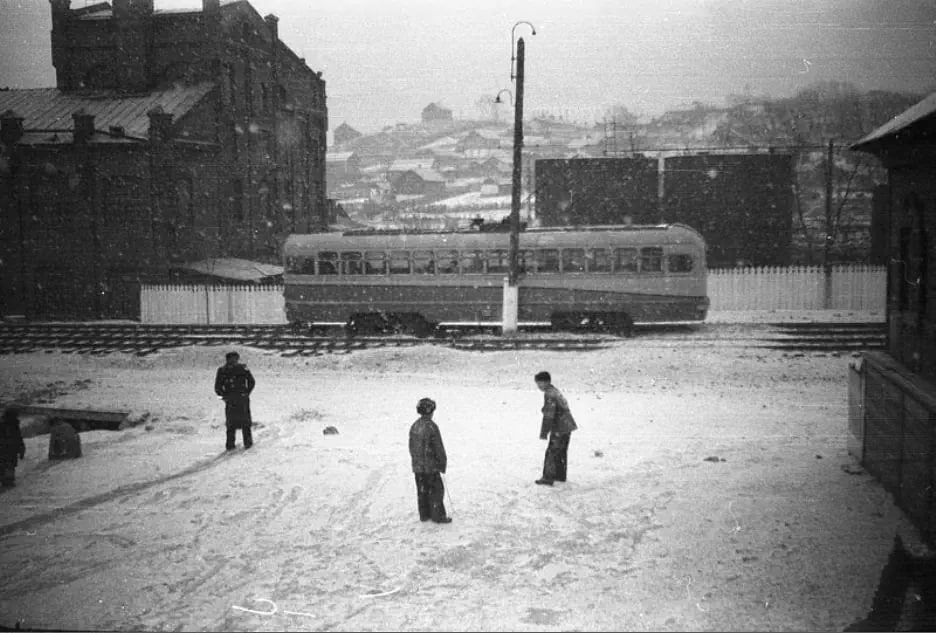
[707,264,886,311]
[139,265,887,324]
[140,284,287,325]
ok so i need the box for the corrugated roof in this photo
[0,83,215,142]
[173,258,283,282]
[852,91,936,150]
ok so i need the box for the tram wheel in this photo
[611,313,635,337]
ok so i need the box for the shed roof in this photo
[852,91,936,150]
[173,258,283,282]
[0,83,215,143]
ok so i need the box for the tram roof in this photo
[283,223,705,253]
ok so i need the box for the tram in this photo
[282,223,709,335]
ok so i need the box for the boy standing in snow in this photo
[0,407,26,488]
[214,351,256,451]
[408,397,452,524]
[534,371,578,486]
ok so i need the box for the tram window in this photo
[487,249,510,274]
[535,249,560,273]
[389,250,410,274]
[412,250,435,274]
[460,250,485,274]
[287,256,315,275]
[668,254,694,273]
[436,249,459,274]
[588,248,611,273]
[364,251,387,275]
[614,248,638,273]
[640,247,663,272]
[317,251,338,275]
[562,248,587,273]
[341,252,363,275]
[519,249,535,273]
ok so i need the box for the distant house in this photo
[388,158,436,173]
[389,169,447,196]
[481,177,512,197]
[481,154,512,179]
[325,151,361,187]
[456,129,503,157]
[422,102,453,126]
[333,122,362,146]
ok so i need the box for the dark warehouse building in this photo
[662,153,795,267]
[534,158,661,227]
[0,0,327,319]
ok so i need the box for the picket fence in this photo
[139,264,886,324]
[707,264,886,311]
[140,284,287,325]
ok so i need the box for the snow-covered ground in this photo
[0,311,911,631]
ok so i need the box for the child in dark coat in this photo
[0,407,26,488]
[408,397,452,524]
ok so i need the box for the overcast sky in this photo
[1,0,934,135]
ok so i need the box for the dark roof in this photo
[0,83,215,144]
[852,91,936,150]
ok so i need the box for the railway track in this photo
[0,321,886,356]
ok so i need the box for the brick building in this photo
[0,0,327,319]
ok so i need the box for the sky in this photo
[1,0,934,135]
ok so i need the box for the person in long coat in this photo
[534,371,578,486]
[0,407,26,488]
[214,351,256,450]
[408,397,452,524]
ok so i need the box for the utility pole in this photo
[502,27,531,336]
[824,138,834,309]
[508,37,525,288]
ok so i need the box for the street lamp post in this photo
[502,21,534,336]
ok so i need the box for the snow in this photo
[0,311,912,631]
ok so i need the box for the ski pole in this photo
[441,472,455,517]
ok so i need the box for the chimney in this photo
[72,110,95,144]
[49,0,72,89]
[147,106,173,143]
[264,14,279,41]
[265,14,280,84]
[0,110,25,147]
[113,0,154,92]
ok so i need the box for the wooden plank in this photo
[13,405,130,423]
